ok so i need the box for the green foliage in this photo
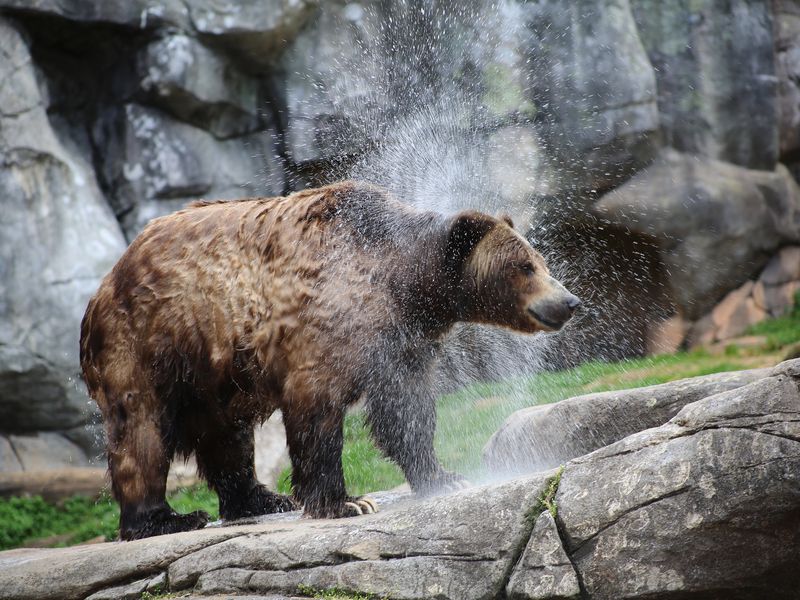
[746,290,800,350]
[528,467,563,522]
[0,485,219,551]
[0,492,119,550]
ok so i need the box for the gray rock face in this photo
[594,149,800,318]
[523,0,661,193]
[483,366,771,476]
[96,104,282,239]
[557,361,800,599]
[631,0,778,170]
[2,360,799,599]
[506,511,581,600]
[776,0,800,160]
[137,32,261,139]
[0,18,126,446]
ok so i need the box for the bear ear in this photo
[445,210,498,272]
[498,213,514,229]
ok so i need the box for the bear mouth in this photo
[527,308,564,331]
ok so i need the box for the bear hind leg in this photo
[194,420,297,520]
[107,391,208,540]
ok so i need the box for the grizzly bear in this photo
[80,181,580,540]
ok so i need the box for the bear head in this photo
[446,211,581,333]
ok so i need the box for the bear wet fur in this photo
[80,181,579,540]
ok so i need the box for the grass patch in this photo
[0,485,219,551]
[528,467,563,522]
[745,291,800,350]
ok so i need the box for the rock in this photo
[2,361,800,599]
[0,437,23,472]
[759,245,800,285]
[752,279,800,317]
[556,360,800,599]
[645,315,687,355]
[594,149,800,319]
[631,0,778,170]
[253,412,290,489]
[775,0,800,158]
[137,32,261,138]
[95,103,283,238]
[8,433,90,471]
[84,572,166,600]
[0,475,551,600]
[708,281,768,341]
[0,18,126,444]
[506,511,581,600]
[524,0,661,193]
[185,0,316,68]
[0,0,188,29]
[483,367,771,476]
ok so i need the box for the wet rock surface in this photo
[2,360,799,600]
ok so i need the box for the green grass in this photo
[0,486,219,551]
[4,300,800,551]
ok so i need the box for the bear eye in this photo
[519,262,535,274]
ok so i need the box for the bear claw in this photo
[344,496,379,515]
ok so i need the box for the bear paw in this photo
[121,507,209,540]
[303,496,379,519]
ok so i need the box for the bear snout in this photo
[527,291,582,331]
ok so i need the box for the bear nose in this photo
[565,294,582,313]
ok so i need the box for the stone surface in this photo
[557,360,800,599]
[0,437,23,472]
[8,433,91,471]
[645,315,687,355]
[524,0,661,193]
[631,0,778,170]
[0,477,549,600]
[137,31,261,138]
[0,0,188,29]
[753,280,800,318]
[776,0,800,158]
[759,245,800,285]
[594,149,800,319]
[483,367,771,476]
[506,511,581,600]
[0,17,126,444]
[95,103,282,238]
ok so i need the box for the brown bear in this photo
[80,180,580,540]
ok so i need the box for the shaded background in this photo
[2,0,800,474]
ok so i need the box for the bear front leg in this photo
[284,407,377,518]
[365,388,469,496]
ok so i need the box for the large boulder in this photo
[280,0,659,201]
[483,367,771,476]
[0,18,126,451]
[557,360,800,598]
[631,0,778,170]
[593,149,800,319]
[775,0,800,162]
